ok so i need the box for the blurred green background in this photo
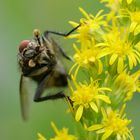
[0,0,140,140]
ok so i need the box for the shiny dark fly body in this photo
[18,25,80,120]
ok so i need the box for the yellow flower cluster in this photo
[70,8,140,74]
[70,76,111,121]
[115,70,140,101]
[101,26,140,73]
[38,122,77,140]
[66,0,140,139]
[87,107,134,140]
[37,0,140,140]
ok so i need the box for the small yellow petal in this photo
[133,50,140,59]
[90,102,98,113]
[128,55,134,69]
[51,122,59,135]
[119,104,126,117]
[135,41,140,50]
[83,59,88,64]
[130,133,135,140]
[134,25,140,36]
[38,133,47,140]
[69,63,78,75]
[130,53,137,66]
[117,57,124,73]
[96,95,111,104]
[98,87,112,92]
[74,65,80,78]
[109,54,118,65]
[102,130,113,140]
[101,107,107,119]
[134,54,140,63]
[129,22,137,32]
[73,44,80,53]
[67,34,79,39]
[79,7,90,19]
[97,50,111,58]
[75,105,83,121]
[95,10,104,18]
[89,57,96,62]
[69,21,79,27]
[96,43,109,47]
[98,59,103,74]
[87,124,103,131]
[96,128,105,134]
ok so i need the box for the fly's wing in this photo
[45,61,68,88]
[19,75,31,121]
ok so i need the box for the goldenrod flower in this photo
[115,70,140,101]
[100,0,120,10]
[121,9,140,35]
[101,26,140,73]
[38,123,77,140]
[50,122,77,140]
[87,107,134,140]
[129,10,140,35]
[100,0,122,22]
[70,43,109,75]
[38,133,47,140]
[70,77,111,121]
[36,1,139,140]
[69,8,107,47]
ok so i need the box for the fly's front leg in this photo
[43,25,80,60]
[56,43,73,61]
[43,24,80,38]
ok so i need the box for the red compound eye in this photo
[19,40,30,53]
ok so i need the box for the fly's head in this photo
[18,29,56,76]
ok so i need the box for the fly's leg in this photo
[43,25,80,61]
[34,91,66,102]
[43,24,80,38]
[33,74,67,102]
[57,45,73,61]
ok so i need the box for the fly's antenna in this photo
[33,29,41,46]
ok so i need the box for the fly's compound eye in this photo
[19,40,30,53]
[22,41,40,58]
